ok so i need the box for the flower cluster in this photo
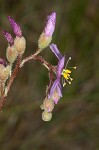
[0,12,76,122]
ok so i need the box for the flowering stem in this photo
[0,48,56,111]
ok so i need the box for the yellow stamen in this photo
[63,69,71,74]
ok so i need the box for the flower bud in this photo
[43,98,54,112]
[6,45,18,63]
[14,36,26,55]
[8,16,22,37]
[0,64,11,81]
[3,31,14,46]
[42,111,52,121]
[38,32,52,49]
[38,12,56,50]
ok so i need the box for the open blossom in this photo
[49,44,75,104]
[38,12,56,49]
[49,44,65,104]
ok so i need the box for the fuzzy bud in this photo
[3,31,14,46]
[14,36,26,55]
[0,64,11,81]
[38,12,56,50]
[42,111,52,121]
[38,32,52,49]
[43,98,54,112]
[6,45,18,63]
[8,16,22,37]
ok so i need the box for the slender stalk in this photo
[20,49,42,67]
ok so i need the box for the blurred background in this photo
[0,0,99,149]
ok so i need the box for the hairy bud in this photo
[0,64,11,81]
[43,98,54,112]
[42,111,52,121]
[6,45,18,63]
[38,12,56,50]
[38,32,52,50]
[14,36,26,55]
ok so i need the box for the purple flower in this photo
[49,79,62,104]
[44,12,56,37]
[3,31,14,46]
[8,16,22,37]
[50,44,65,79]
[49,44,65,104]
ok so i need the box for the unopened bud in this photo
[14,36,26,55]
[42,111,52,121]
[0,64,11,81]
[6,45,18,63]
[38,32,52,50]
[43,98,54,112]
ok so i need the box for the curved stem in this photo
[20,49,42,67]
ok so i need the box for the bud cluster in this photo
[0,12,76,122]
[40,98,54,121]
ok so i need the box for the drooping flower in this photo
[50,44,75,85]
[49,79,63,104]
[38,12,56,50]
[49,44,76,104]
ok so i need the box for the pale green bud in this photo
[38,32,52,50]
[14,36,26,55]
[42,111,52,121]
[0,64,11,81]
[43,98,54,112]
[6,45,18,63]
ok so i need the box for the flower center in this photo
[62,69,73,86]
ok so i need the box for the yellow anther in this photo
[69,81,71,84]
[65,69,71,73]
